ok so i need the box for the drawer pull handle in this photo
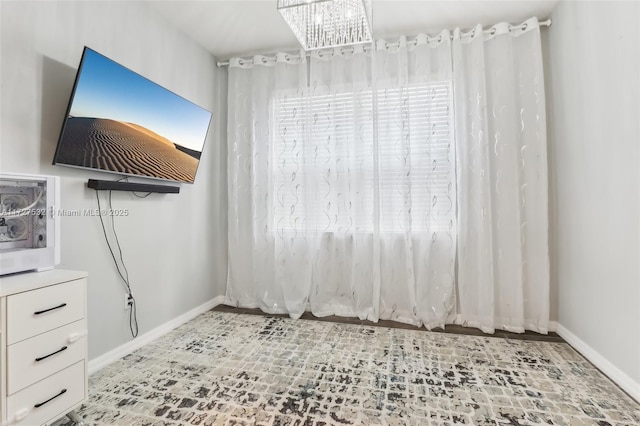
[11,407,29,423]
[34,303,67,315]
[34,388,67,408]
[68,331,87,343]
[35,346,68,362]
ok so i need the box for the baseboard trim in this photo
[555,323,640,403]
[88,295,225,375]
[548,320,558,332]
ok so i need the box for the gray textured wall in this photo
[0,0,228,360]
[545,0,640,387]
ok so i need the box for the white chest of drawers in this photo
[0,270,88,426]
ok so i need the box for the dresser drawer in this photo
[8,319,87,395]
[6,360,85,426]
[7,278,86,344]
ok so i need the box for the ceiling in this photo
[147,0,559,60]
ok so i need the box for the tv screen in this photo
[53,47,212,184]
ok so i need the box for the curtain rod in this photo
[217,18,551,68]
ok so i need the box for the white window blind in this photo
[272,82,453,234]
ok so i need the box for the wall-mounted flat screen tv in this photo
[53,47,212,184]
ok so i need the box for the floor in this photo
[213,306,565,343]
[56,310,640,425]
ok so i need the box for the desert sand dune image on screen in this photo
[56,117,200,183]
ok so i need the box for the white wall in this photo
[545,0,640,397]
[0,1,227,359]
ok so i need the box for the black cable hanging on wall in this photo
[95,189,139,338]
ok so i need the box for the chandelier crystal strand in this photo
[278,0,373,50]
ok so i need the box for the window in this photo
[272,82,454,234]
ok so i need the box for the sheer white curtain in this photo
[226,52,310,317]
[368,34,457,328]
[453,18,550,333]
[304,38,458,328]
[303,46,379,321]
[226,17,550,333]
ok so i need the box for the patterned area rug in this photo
[55,311,640,425]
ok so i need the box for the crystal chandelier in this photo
[277,0,373,51]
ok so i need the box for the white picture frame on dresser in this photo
[0,269,88,426]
